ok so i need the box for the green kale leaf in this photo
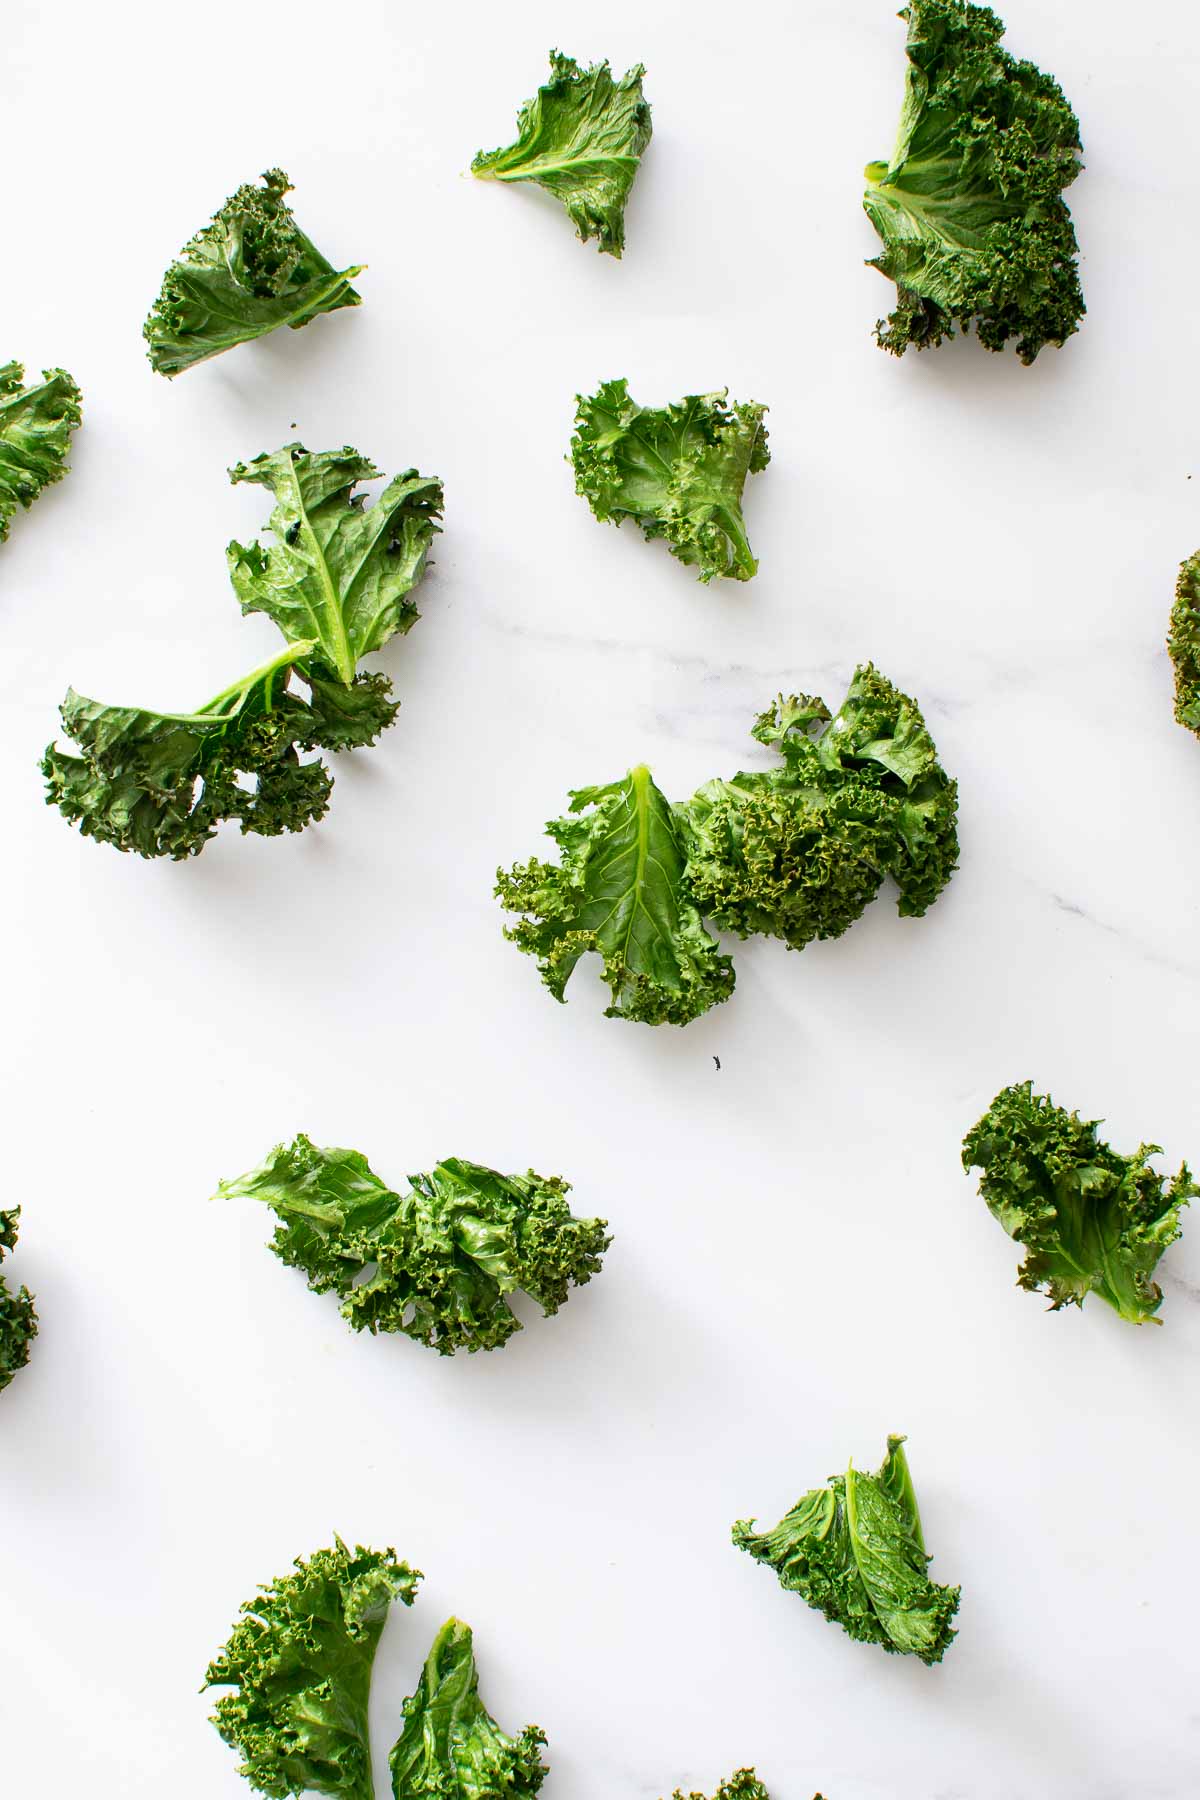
[471,50,652,257]
[1167,553,1200,736]
[215,1134,610,1354]
[206,1538,421,1800]
[571,381,769,583]
[962,1082,1195,1323]
[0,362,82,542]
[864,0,1084,362]
[496,764,736,1026]
[44,444,441,858]
[0,1207,37,1396]
[733,1435,960,1665]
[669,1773,772,1800]
[389,1618,548,1800]
[681,665,959,950]
[227,446,442,685]
[144,169,362,377]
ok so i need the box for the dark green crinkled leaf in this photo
[41,641,358,860]
[681,665,959,950]
[44,442,439,858]
[0,1207,37,1396]
[206,1538,420,1800]
[472,50,652,257]
[144,168,363,377]
[1167,553,1200,737]
[216,1134,610,1354]
[497,764,736,1026]
[733,1435,960,1665]
[571,380,770,583]
[227,445,443,684]
[0,362,82,542]
[864,0,1084,362]
[669,1773,824,1800]
[389,1618,548,1800]
[962,1082,1195,1323]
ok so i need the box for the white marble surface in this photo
[3,1,1199,1795]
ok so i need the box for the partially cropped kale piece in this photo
[206,1538,420,1800]
[864,0,1084,362]
[472,50,652,257]
[734,1435,960,1665]
[571,381,770,583]
[962,1082,1195,1323]
[389,1618,548,1800]
[1167,553,1200,736]
[43,445,442,858]
[497,765,736,1026]
[0,1208,38,1396]
[0,362,82,543]
[144,168,363,376]
[682,665,959,950]
[216,1134,610,1354]
[669,1773,824,1800]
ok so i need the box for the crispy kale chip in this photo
[0,362,82,543]
[43,445,442,859]
[0,1207,38,1396]
[206,1538,421,1800]
[496,764,736,1026]
[216,1134,610,1354]
[733,1435,960,1665]
[389,1618,548,1800]
[472,50,652,257]
[864,1,1084,362]
[1167,553,1200,737]
[681,665,959,950]
[144,168,362,376]
[962,1082,1195,1323]
[571,381,770,583]
[669,1774,825,1800]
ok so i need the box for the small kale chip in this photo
[681,665,959,950]
[496,765,736,1026]
[206,1538,421,1800]
[864,1,1084,362]
[0,362,82,543]
[389,1618,548,1800]
[962,1082,1195,1323]
[0,1207,38,1396]
[571,381,769,583]
[44,445,441,859]
[1167,553,1200,736]
[144,169,363,376]
[733,1435,960,1666]
[669,1774,825,1800]
[216,1134,610,1354]
[472,50,652,257]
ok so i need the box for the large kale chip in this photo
[144,169,362,376]
[472,50,652,257]
[43,445,442,859]
[734,1435,960,1665]
[498,666,956,1026]
[206,1539,421,1800]
[963,1082,1195,1323]
[864,1,1084,361]
[571,381,770,584]
[216,1134,610,1354]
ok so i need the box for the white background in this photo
[2,2,1198,1795]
